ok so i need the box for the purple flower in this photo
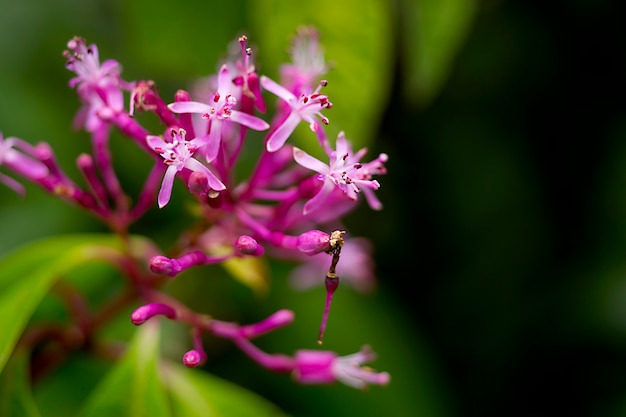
[293,131,387,215]
[292,345,390,389]
[147,128,225,208]
[260,76,332,152]
[0,133,48,195]
[168,64,269,162]
[64,37,133,132]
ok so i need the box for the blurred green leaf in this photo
[77,322,170,417]
[78,320,286,417]
[0,234,144,376]
[222,256,270,297]
[118,0,248,82]
[401,0,477,107]
[0,352,41,417]
[248,0,394,153]
[164,360,286,417]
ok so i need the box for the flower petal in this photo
[266,112,301,152]
[146,135,166,151]
[260,75,296,103]
[158,165,177,208]
[303,179,334,216]
[230,110,270,131]
[293,147,328,174]
[185,158,226,191]
[168,101,212,115]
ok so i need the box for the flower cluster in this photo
[0,28,389,389]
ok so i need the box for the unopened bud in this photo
[183,349,206,368]
[130,303,176,325]
[235,235,264,256]
[188,171,208,194]
[297,230,331,255]
[149,255,176,276]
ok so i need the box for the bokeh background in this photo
[1,0,625,416]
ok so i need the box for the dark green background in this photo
[1,0,625,416]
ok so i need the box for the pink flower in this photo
[147,128,225,208]
[293,131,387,215]
[292,346,390,389]
[63,37,134,132]
[168,64,269,162]
[260,76,332,152]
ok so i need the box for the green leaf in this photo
[77,322,170,417]
[402,0,477,107]
[78,321,286,417]
[0,234,146,376]
[163,361,287,417]
[248,0,394,152]
[0,351,41,417]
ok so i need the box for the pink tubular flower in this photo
[293,131,388,215]
[292,346,390,389]
[260,76,332,152]
[0,133,49,195]
[147,128,225,208]
[168,64,269,162]
[63,37,133,132]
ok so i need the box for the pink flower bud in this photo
[130,303,176,325]
[235,235,264,256]
[183,349,206,368]
[188,171,208,194]
[297,230,331,255]
[149,255,176,276]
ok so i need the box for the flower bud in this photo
[149,255,175,276]
[183,349,206,368]
[235,235,264,256]
[188,171,208,195]
[130,303,176,325]
[297,230,331,255]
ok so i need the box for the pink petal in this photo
[260,75,296,103]
[303,179,334,216]
[293,147,328,174]
[230,110,270,131]
[0,172,25,195]
[217,64,232,92]
[146,135,166,151]
[158,165,177,208]
[185,158,226,191]
[335,131,351,156]
[266,112,301,152]
[204,120,222,162]
[168,101,212,114]
[361,187,383,210]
